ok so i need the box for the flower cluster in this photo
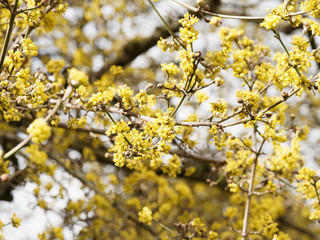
[138,207,153,225]
[301,0,320,18]
[68,68,89,86]
[260,3,287,30]
[11,213,21,228]
[296,167,320,221]
[161,62,180,77]
[27,118,51,144]
[210,99,228,118]
[179,12,199,44]
[22,38,38,57]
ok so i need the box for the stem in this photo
[241,139,265,239]
[0,0,19,72]
[147,0,185,49]
[16,4,43,15]
[273,30,290,56]
[170,94,187,117]
[102,106,117,124]
[155,220,178,235]
[171,0,307,20]
[102,105,133,146]
[3,136,32,161]
[312,179,320,203]
[241,161,257,238]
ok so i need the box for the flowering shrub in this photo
[0,0,320,239]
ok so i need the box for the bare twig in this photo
[171,0,307,21]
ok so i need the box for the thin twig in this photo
[3,86,73,160]
[0,0,19,71]
[171,0,307,20]
[241,138,265,239]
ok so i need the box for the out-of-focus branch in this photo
[50,152,159,238]
[93,24,177,81]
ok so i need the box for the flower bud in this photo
[0,174,9,182]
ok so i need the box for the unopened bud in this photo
[157,83,164,88]
[281,91,289,100]
[237,98,244,104]
[203,5,210,11]
[0,174,9,182]
[195,51,201,59]
[144,83,153,91]
[215,77,224,87]
[197,0,205,7]
[13,44,20,51]
[265,111,273,118]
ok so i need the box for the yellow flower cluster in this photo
[16,68,31,94]
[138,207,153,225]
[25,144,48,167]
[106,111,176,170]
[68,116,87,129]
[3,50,24,70]
[210,125,230,150]
[117,84,134,109]
[31,81,48,106]
[260,14,282,30]
[161,62,180,77]
[301,0,320,18]
[133,90,156,115]
[296,167,317,197]
[46,59,65,74]
[68,68,89,86]
[177,47,194,76]
[208,231,218,240]
[195,91,209,103]
[162,154,181,177]
[260,3,287,30]
[11,213,21,228]
[27,118,51,144]
[225,137,254,175]
[179,12,199,44]
[302,18,320,36]
[22,38,38,57]
[157,37,180,52]
[209,17,222,27]
[109,65,123,75]
[204,50,228,78]
[86,87,116,107]
[236,89,260,108]
[273,36,313,92]
[218,27,244,54]
[296,166,320,221]
[210,98,228,117]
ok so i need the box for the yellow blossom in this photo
[195,91,209,103]
[179,12,199,44]
[68,68,89,86]
[46,59,65,74]
[27,118,51,143]
[210,98,228,117]
[161,62,180,76]
[109,65,123,75]
[11,213,21,228]
[22,38,38,56]
[138,207,153,225]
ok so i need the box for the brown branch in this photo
[93,24,178,81]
